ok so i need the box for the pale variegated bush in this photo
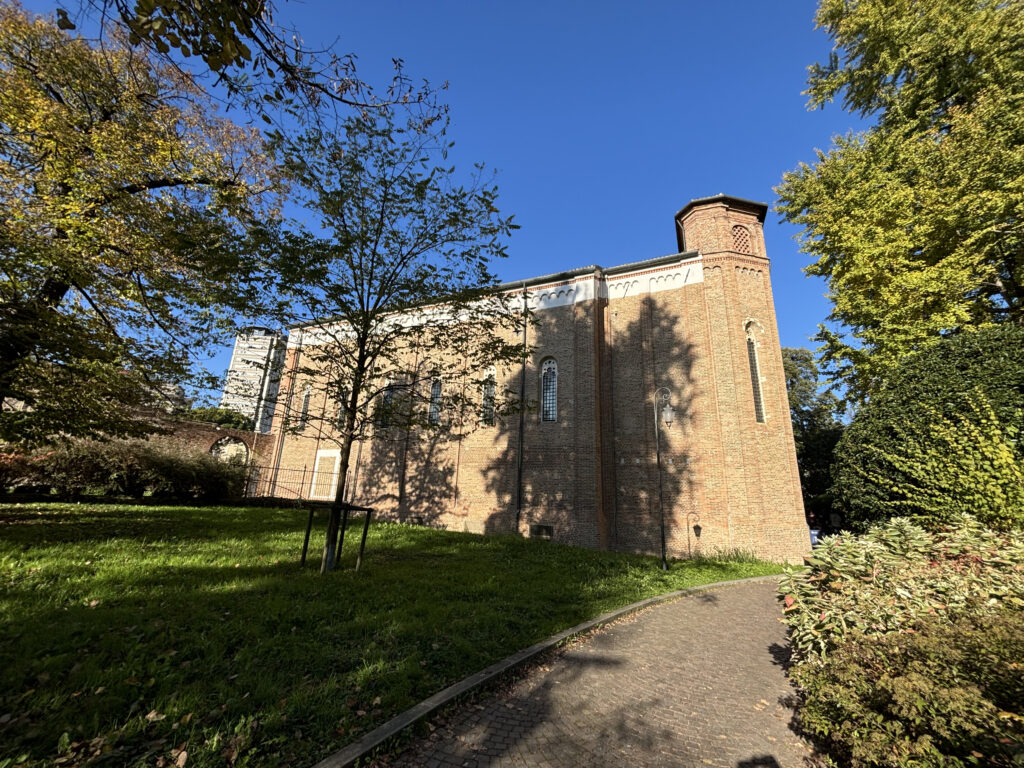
[779,516,1024,663]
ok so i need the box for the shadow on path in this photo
[384,581,815,768]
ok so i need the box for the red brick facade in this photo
[263,195,809,563]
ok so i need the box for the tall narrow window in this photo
[745,325,766,423]
[375,382,395,429]
[297,385,312,429]
[336,386,349,432]
[480,368,496,426]
[428,378,442,425]
[541,359,557,422]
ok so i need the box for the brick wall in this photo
[265,195,809,563]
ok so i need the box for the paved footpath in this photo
[384,580,815,768]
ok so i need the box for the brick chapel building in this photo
[260,195,810,563]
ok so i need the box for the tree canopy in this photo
[0,2,278,445]
[267,106,523,571]
[782,347,843,523]
[182,406,255,431]
[832,324,1024,531]
[61,1,430,117]
[776,0,1024,403]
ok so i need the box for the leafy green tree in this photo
[0,2,278,445]
[268,106,523,572]
[62,1,429,116]
[776,0,1024,403]
[832,325,1024,530]
[183,407,255,431]
[782,347,843,523]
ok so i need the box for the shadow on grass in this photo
[0,504,778,768]
[0,504,305,546]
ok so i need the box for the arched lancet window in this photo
[428,378,442,425]
[541,359,557,422]
[297,384,312,428]
[745,323,766,423]
[374,381,396,429]
[480,367,496,426]
[335,385,350,431]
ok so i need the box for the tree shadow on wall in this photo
[349,424,458,527]
[478,292,700,557]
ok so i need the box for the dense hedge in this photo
[780,517,1024,767]
[833,325,1024,531]
[793,609,1024,767]
[1,438,246,503]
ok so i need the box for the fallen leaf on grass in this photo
[222,735,243,765]
[146,710,166,722]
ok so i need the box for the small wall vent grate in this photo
[529,524,554,540]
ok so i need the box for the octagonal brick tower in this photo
[670,194,809,562]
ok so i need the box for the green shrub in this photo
[14,439,246,503]
[141,440,245,502]
[182,406,254,431]
[792,608,1024,768]
[833,325,1024,531]
[0,450,30,491]
[779,516,1024,662]
[858,391,1024,531]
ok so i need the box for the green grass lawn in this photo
[0,503,782,768]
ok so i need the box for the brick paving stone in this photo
[385,580,814,768]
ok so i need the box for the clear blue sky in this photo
[271,1,865,359]
[35,0,867,401]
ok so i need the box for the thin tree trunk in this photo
[319,361,366,572]
[320,432,354,573]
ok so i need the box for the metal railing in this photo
[244,464,340,502]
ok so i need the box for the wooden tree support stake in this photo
[300,506,315,566]
[355,509,373,571]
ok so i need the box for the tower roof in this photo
[674,194,768,223]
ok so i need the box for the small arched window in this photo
[428,378,442,425]
[480,368,496,426]
[745,323,766,423]
[541,359,557,422]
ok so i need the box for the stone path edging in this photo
[310,573,784,768]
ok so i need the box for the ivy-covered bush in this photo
[4,439,246,502]
[832,325,1024,531]
[855,391,1024,531]
[792,608,1024,768]
[779,516,1024,662]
